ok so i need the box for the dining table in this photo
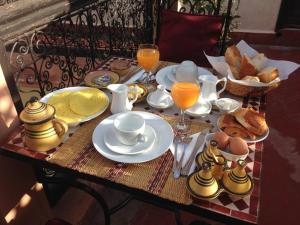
[0,56,264,225]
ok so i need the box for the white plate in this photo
[186,98,212,117]
[216,118,269,144]
[40,87,109,126]
[156,65,212,90]
[146,92,174,109]
[92,111,174,163]
[104,125,156,155]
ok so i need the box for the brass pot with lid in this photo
[20,97,68,152]
[221,159,254,196]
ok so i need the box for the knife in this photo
[181,130,207,176]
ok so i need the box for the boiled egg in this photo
[212,131,230,149]
[229,137,248,155]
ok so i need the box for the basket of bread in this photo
[205,40,299,97]
[218,107,269,143]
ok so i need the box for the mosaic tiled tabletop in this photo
[0,57,265,224]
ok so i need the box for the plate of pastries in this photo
[218,107,269,143]
[225,45,280,85]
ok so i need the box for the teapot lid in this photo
[20,97,55,124]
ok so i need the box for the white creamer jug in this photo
[107,84,138,114]
[198,75,227,102]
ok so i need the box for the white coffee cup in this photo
[113,112,145,146]
[175,61,198,83]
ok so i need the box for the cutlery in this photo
[181,129,208,176]
[172,136,181,179]
[173,135,192,179]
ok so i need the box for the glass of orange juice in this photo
[171,82,200,131]
[137,44,160,83]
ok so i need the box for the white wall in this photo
[236,0,282,33]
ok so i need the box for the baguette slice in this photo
[225,45,242,68]
[251,53,265,71]
[257,66,279,83]
[233,108,268,136]
[239,55,258,78]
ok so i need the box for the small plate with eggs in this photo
[205,132,249,162]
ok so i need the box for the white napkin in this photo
[125,69,145,84]
[170,132,206,175]
[205,40,300,87]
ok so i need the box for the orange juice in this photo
[137,48,160,72]
[171,82,200,110]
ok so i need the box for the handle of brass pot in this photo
[53,119,68,138]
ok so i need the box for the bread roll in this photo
[251,53,265,71]
[241,76,260,82]
[257,66,279,83]
[239,55,258,78]
[225,45,242,69]
[233,108,268,136]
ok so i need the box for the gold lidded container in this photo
[221,159,254,196]
[196,139,220,168]
[20,97,68,152]
[186,162,222,200]
[211,154,226,181]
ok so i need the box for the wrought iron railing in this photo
[2,0,233,108]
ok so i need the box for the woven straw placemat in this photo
[48,107,210,205]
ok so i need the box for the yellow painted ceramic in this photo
[84,70,120,88]
[186,162,221,199]
[48,91,84,125]
[221,160,253,196]
[20,97,68,152]
[69,88,109,116]
[196,140,219,168]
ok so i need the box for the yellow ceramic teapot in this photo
[20,97,68,152]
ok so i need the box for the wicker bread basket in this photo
[226,79,280,97]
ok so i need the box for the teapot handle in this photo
[53,119,68,138]
[216,77,227,96]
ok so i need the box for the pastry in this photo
[239,55,258,78]
[233,108,268,136]
[257,66,279,83]
[219,114,256,140]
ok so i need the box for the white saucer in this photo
[104,125,156,155]
[186,98,212,117]
[92,111,174,163]
[156,65,212,90]
[146,92,174,109]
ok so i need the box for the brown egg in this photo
[213,131,230,149]
[229,137,248,155]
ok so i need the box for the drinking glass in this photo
[137,44,160,83]
[171,82,200,132]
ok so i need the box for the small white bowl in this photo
[205,133,249,162]
[215,98,242,113]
